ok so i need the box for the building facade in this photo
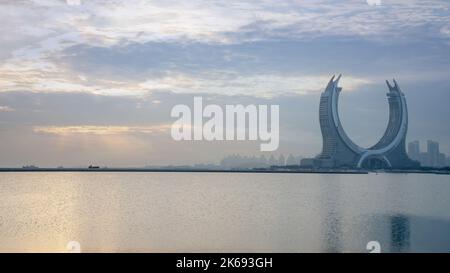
[408,141,420,161]
[313,75,420,169]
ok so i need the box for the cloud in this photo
[139,71,373,97]
[0,106,14,112]
[0,0,448,97]
[34,125,171,135]
[0,41,374,97]
[5,1,447,47]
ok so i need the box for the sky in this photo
[0,0,449,167]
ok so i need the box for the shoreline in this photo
[0,168,368,174]
[0,168,448,175]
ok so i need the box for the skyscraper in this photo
[427,140,440,167]
[314,75,419,169]
[438,153,446,168]
[408,141,420,161]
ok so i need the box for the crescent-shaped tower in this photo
[314,75,420,169]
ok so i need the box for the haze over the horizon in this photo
[0,0,449,167]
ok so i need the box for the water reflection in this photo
[320,179,343,252]
[359,213,450,253]
[390,215,410,252]
[315,174,450,253]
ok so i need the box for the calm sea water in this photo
[1,172,449,253]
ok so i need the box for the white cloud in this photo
[0,63,373,97]
[0,106,14,112]
[139,71,373,97]
[3,0,449,49]
[34,125,171,135]
[0,0,448,96]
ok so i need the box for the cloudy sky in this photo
[0,0,449,167]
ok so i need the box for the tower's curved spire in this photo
[393,78,398,88]
[325,75,336,91]
[386,80,393,90]
[392,78,403,94]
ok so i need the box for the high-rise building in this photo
[438,153,446,168]
[408,141,420,161]
[313,75,419,169]
[419,152,430,167]
[427,140,440,167]
[408,140,449,167]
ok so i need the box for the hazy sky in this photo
[0,0,449,167]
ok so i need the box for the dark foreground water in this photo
[0,172,449,252]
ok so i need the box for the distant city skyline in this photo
[219,153,302,169]
[408,140,450,168]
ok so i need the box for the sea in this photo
[1,172,449,252]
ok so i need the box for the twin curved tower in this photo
[314,75,419,169]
